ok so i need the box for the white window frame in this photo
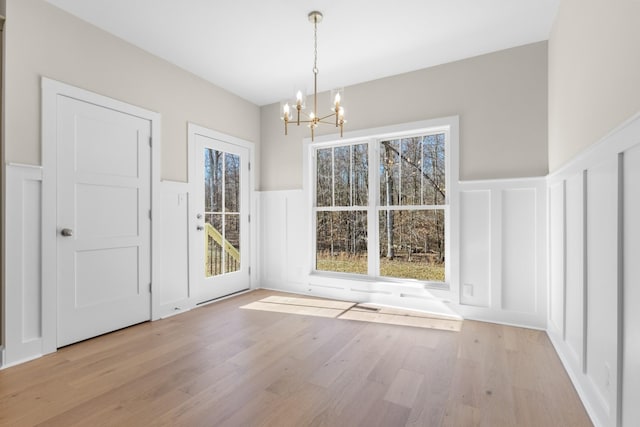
[303,117,460,296]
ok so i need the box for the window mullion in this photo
[368,139,379,277]
[349,145,353,206]
[420,136,424,206]
[399,140,402,205]
[221,152,226,275]
[331,147,335,207]
[311,148,318,271]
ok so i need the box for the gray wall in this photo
[548,0,640,171]
[4,0,260,182]
[260,42,548,191]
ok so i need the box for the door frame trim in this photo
[187,122,257,303]
[41,78,162,354]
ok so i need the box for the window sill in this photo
[309,269,450,292]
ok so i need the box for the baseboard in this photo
[547,329,603,427]
[0,352,43,370]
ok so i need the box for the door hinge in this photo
[248,162,251,171]
[149,283,152,293]
[248,214,250,223]
[149,209,152,220]
[148,136,152,147]
[248,267,251,275]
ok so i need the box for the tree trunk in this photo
[384,143,394,260]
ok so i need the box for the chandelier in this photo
[280,11,345,141]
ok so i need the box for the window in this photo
[315,143,368,274]
[312,124,451,286]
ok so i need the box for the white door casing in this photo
[42,78,161,354]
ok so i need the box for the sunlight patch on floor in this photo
[240,296,462,332]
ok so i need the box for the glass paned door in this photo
[194,132,250,303]
[204,148,241,277]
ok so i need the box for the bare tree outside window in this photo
[315,144,368,274]
[314,133,446,282]
[204,148,241,277]
[379,135,446,281]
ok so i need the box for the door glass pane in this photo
[225,214,241,273]
[205,213,223,277]
[205,148,223,212]
[204,148,242,278]
[378,209,445,282]
[315,211,367,274]
[225,153,240,213]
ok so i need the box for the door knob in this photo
[196,225,204,231]
[61,228,74,237]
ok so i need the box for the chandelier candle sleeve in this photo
[279,11,346,141]
[280,100,292,135]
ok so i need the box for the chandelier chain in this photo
[313,18,318,75]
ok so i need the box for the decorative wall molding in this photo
[547,112,640,427]
[158,180,192,318]
[3,164,44,367]
[259,175,547,329]
[457,177,547,328]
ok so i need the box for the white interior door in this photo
[57,96,152,347]
[193,133,250,303]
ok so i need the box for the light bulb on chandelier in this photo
[280,11,346,141]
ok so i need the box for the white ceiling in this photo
[46,0,559,106]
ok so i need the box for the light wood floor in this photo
[0,290,592,426]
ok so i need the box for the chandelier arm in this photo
[317,119,338,125]
[298,111,314,120]
[318,112,337,121]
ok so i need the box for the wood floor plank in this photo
[0,289,593,427]
[383,368,424,408]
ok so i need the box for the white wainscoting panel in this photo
[259,190,308,292]
[548,181,565,336]
[622,143,640,427]
[260,191,288,289]
[564,171,585,368]
[501,188,538,314]
[547,112,640,427]
[459,190,491,307]
[284,191,308,286]
[457,178,547,328]
[158,181,191,317]
[22,179,43,342]
[586,157,619,413]
[3,165,44,367]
